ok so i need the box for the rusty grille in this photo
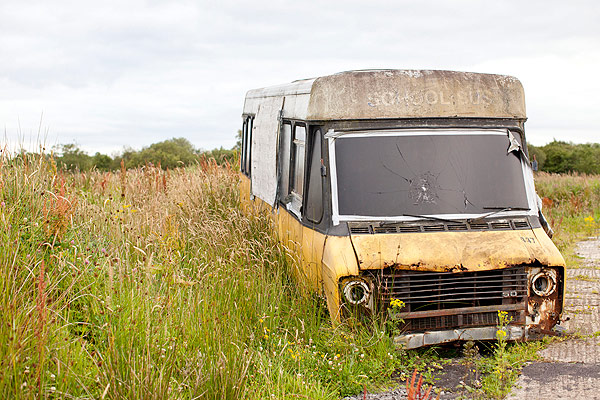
[371,266,527,311]
[348,218,530,234]
[367,266,527,331]
[402,310,522,331]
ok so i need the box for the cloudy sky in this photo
[1,0,599,155]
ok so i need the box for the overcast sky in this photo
[1,0,599,155]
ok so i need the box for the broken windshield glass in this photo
[334,131,529,218]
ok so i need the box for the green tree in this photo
[92,152,113,171]
[125,138,198,169]
[540,141,575,173]
[572,143,600,174]
[54,143,92,171]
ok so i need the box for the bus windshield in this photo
[334,130,529,219]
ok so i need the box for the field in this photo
[533,172,600,264]
[1,153,599,399]
[1,153,422,399]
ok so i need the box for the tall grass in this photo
[534,172,600,264]
[0,152,411,399]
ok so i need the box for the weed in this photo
[406,368,439,400]
[534,172,600,257]
[455,341,484,400]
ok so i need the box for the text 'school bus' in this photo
[239,70,565,349]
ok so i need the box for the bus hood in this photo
[350,227,565,272]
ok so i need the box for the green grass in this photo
[0,153,425,399]
[534,171,600,266]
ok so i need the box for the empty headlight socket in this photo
[531,269,557,297]
[340,277,374,311]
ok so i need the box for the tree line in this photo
[529,140,600,174]
[52,137,238,171]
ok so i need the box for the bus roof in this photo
[243,69,526,120]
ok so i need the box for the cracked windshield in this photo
[335,131,529,218]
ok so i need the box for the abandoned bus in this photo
[239,70,565,349]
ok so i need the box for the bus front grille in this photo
[366,266,527,332]
[401,310,524,331]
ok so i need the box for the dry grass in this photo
[534,172,600,265]
[0,152,408,399]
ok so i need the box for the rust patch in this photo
[444,264,469,272]
[527,267,563,333]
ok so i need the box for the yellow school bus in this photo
[239,70,565,348]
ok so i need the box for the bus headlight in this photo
[342,279,371,305]
[531,270,557,297]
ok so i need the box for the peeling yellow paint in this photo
[350,228,565,272]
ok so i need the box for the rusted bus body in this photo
[239,70,566,349]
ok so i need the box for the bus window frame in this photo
[241,115,254,177]
[241,119,247,173]
[278,120,307,219]
[245,116,253,176]
[279,121,293,201]
[304,127,324,224]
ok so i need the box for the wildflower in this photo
[496,329,507,340]
[259,318,264,324]
[390,298,405,309]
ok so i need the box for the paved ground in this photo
[506,237,600,399]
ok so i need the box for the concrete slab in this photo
[506,362,600,400]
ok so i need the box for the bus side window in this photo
[245,117,253,176]
[305,129,323,223]
[291,124,306,198]
[279,122,292,199]
[241,119,247,173]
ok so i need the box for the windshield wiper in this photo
[468,206,530,224]
[380,214,464,226]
